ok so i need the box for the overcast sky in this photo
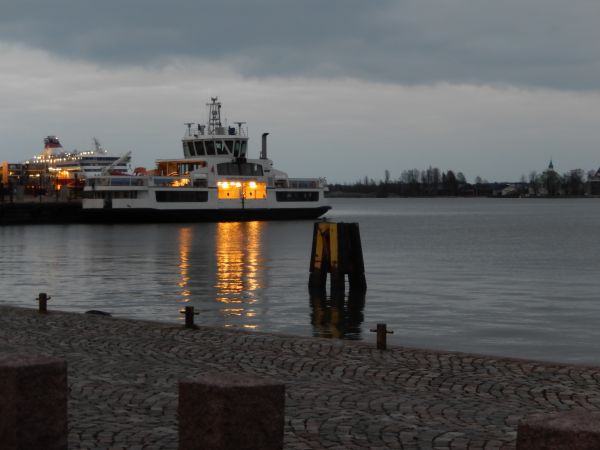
[1,0,600,182]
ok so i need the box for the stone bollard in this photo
[517,409,600,449]
[0,353,68,450]
[179,373,285,450]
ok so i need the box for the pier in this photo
[0,197,83,225]
[2,305,600,449]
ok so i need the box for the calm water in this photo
[1,198,599,365]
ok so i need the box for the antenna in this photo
[234,121,246,135]
[207,97,222,133]
[92,137,106,154]
[184,123,194,137]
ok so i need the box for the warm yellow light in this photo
[249,181,257,189]
[170,178,191,187]
[222,181,229,188]
[235,182,242,187]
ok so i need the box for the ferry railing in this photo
[288,179,320,189]
[91,176,148,187]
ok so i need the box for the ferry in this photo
[81,98,331,222]
[25,136,130,187]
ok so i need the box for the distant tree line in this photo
[328,165,600,197]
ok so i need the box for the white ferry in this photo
[81,98,331,222]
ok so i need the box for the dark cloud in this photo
[2,0,600,90]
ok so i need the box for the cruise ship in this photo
[81,98,330,222]
[26,136,130,187]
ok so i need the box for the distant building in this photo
[500,185,515,197]
[1,161,24,186]
[539,159,562,196]
[590,168,600,195]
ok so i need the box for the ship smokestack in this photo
[261,133,269,159]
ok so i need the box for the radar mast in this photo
[207,97,222,134]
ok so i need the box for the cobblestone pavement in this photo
[2,305,600,449]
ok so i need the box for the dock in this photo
[0,200,83,224]
[2,305,600,449]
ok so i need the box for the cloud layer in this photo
[2,43,600,182]
[2,0,600,90]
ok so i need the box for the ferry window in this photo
[194,141,205,156]
[224,140,234,154]
[289,180,317,189]
[216,163,264,176]
[215,140,227,155]
[205,141,215,155]
[243,163,263,176]
[217,181,267,199]
[109,178,134,186]
[153,177,172,187]
[234,140,241,156]
[240,141,247,156]
[156,191,208,202]
[84,191,138,199]
[185,141,196,156]
[276,191,319,202]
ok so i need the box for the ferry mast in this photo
[207,97,222,134]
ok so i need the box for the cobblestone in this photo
[2,305,600,449]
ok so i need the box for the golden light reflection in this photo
[215,221,265,327]
[178,227,192,301]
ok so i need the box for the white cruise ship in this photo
[81,98,330,222]
[26,136,131,187]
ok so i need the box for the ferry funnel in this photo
[261,133,269,159]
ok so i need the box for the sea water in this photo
[1,197,599,364]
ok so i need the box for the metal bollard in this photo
[180,306,199,329]
[370,323,394,350]
[37,293,51,313]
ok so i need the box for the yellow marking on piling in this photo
[313,223,325,271]
[329,223,338,271]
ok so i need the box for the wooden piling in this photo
[308,222,367,296]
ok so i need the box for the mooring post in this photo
[370,323,393,350]
[308,222,331,293]
[347,223,367,293]
[309,222,366,296]
[37,292,51,313]
[180,306,199,329]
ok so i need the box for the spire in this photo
[548,159,554,170]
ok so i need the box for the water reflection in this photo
[310,291,365,340]
[178,227,193,302]
[215,221,265,329]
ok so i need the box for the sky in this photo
[1,0,600,183]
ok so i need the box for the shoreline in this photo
[3,304,600,449]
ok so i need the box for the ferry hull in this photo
[80,206,331,223]
[0,203,330,225]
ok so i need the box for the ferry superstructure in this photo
[81,98,330,222]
